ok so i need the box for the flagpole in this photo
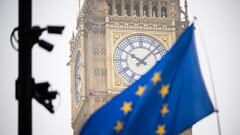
[193,17,222,135]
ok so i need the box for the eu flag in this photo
[80,24,214,135]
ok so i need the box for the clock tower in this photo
[69,0,190,135]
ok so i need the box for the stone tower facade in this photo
[69,0,190,135]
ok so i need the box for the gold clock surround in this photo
[107,31,173,94]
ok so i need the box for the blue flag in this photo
[80,24,214,135]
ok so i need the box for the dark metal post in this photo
[17,0,32,135]
[15,1,63,134]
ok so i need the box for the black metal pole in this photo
[17,0,32,135]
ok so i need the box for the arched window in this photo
[134,4,140,16]
[125,3,130,16]
[143,5,149,17]
[152,5,158,17]
[116,3,121,16]
[161,1,168,18]
[107,0,112,15]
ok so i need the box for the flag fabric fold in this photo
[80,24,214,135]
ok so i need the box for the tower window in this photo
[143,5,149,17]
[116,3,121,16]
[107,0,112,15]
[125,3,130,16]
[161,1,168,18]
[134,4,140,16]
[153,5,158,17]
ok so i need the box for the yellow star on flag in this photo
[160,104,169,117]
[159,84,169,98]
[136,85,146,96]
[152,72,161,85]
[121,102,132,115]
[114,121,124,133]
[156,125,166,135]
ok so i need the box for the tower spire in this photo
[184,0,189,25]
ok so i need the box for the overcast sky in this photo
[0,0,240,135]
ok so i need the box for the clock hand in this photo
[137,45,161,65]
[130,53,147,66]
[130,54,141,62]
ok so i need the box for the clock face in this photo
[114,34,167,84]
[74,51,81,104]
